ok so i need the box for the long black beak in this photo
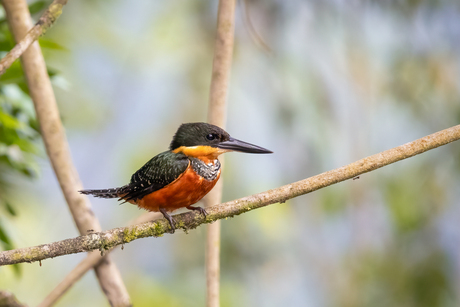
[217,137,273,154]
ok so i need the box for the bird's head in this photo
[170,122,272,159]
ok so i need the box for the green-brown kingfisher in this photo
[80,122,272,232]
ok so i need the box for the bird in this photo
[80,122,272,233]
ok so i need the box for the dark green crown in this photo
[169,122,230,150]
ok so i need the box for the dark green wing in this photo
[121,151,190,202]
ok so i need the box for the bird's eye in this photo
[206,133,217,141]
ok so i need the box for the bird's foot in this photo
[159,208,177,234]
[186,205,208,217]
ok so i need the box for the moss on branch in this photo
[1,124,460,266]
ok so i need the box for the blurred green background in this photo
[1,0,460,306]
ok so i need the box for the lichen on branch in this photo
[1,124,460,266]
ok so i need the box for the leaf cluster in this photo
[0,0,64,261]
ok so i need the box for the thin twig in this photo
[206,1,236,306]
[0,0,68,76]
[2,1,131,306]
[2,124,459,266]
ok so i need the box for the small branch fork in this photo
[1,124,459,267]
[0,0,68,76]
[37,212,162,307]
[2,0,131,305]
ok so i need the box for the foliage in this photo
[0,0,61,259]
[1,0,460,305]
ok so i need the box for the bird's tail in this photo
[79,186,129,199]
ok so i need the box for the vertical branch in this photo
[1,1,131,306]
[207,0,236,126]
[205,1,236,307]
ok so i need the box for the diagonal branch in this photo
[2,1,131,306]
[1,124,459,266]
[0,0,68,76]
[37,212,161,307]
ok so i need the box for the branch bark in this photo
[0,0,68,76]
[0,291,26,307]
[205,1,236,306]
[2,124,459,266]
[2,1,131,306]
[37,213,161,307]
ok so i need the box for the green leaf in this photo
[11,263,21,276]
[10,263,21,276]
[5,202,16,216]
[0,217,21,276]
[19,165,36,177]
[39,38,68,51]
[16,82,30,95]
[0,112,22,130]
[0,40,14,52]
[0,221,13,250]
[0,61,24,84]
[29,118,40,133]
[29,1,48,15]
[47,67,59,77]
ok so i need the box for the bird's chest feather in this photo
[136,158,221,212]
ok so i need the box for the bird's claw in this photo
[186,205,208,218]
[159,208,177,234]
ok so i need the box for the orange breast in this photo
[134,164,220,213]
